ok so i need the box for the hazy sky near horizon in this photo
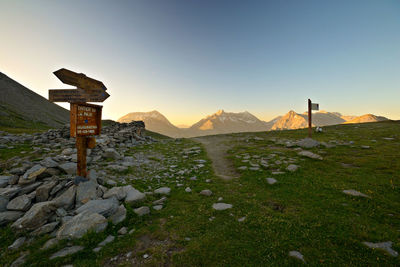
[1,0,399,125]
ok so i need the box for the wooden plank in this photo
[49,89,109,103]
[54,68,107,92]
[76,136,87,177]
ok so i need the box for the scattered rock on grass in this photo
[50,246,84,259]
[286,164,299,172]
[343,189,369,198]
[289,250,305,262]
[134,206,150,216]
[200,189,212,196]
[363,241,398,257]
[266,178,277,185]
[154,187,171,195]
[212,203,232,211]
[298,151,323,160]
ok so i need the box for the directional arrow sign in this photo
[53,68,107,93]
[49,89,110,103]
[49,68,109,103]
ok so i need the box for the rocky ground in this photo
[0,121,399,266]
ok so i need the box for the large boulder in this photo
[75,197,119,218]
[0,196,9,212]
[19,164,47,185]
[295,138,320,148]
[110,204,126,224]
[11,201,56,231]
[36,181,58,202]
[124,185,145,204]
[103,186,126,201]
[7,194,31,211]
[0,176,13,188]
[56,211,107,240]
[0,211,24,226]
[76,180,98,207]
[0,187,21,199]
[52,185,76,210]
[59,162,77,175]
[103,148,121,159]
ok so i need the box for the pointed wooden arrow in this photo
[53,68,107,93]
[49,89,110,103]
[49,68,109,103]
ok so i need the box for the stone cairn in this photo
[0,120,158,247]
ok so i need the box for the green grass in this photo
[0,121,399,266]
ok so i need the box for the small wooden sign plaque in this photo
[70,103,102,138]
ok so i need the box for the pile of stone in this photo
[1,170,147,241]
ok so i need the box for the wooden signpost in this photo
[49,68,109,178]
[308,99,319,138]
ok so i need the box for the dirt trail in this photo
[193,135,239,180]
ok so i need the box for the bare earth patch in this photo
[193,135,239,180]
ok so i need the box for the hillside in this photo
[344,114,388,124]
[0,72,69,129]
[0,120,399,266]
[117,110,183,138]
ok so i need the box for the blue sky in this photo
[1,0,399,124]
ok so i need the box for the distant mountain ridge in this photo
[118,109,389,138]
[0,72,69,128]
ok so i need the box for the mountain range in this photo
[118,109,389,138]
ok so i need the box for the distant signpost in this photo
[49,68,109,177]
[308,99,319,138]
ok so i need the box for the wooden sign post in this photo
[308,99,319,138]
[49,68,109,178]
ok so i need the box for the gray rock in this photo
[110,204,127,224]
[296,138,320,148]
[289,250,305,262]
[153,197,167,205]
[118,226,127,235]
[134,206,150,216]
[41,238,59,250]
[36,181,57,202]
[106,179,117,186]
[31,221,59,236]
[19,164,46,185]
[0,187,21,199]
[10,166,28,176]
[361,145,371,149]
[266,178,277,185]
[93,247,101,253]
[286,164,299,172]
[0,196,9,212]
[18,182,42,196]
[153,205,163,211]
[8,237,26,250]
[0,211,24,226]
[0,176,12,188]
[61,148,74,155]
[200,189,212,196]
[11,201,56,231]
[212,203,233,211]
[185,187,192,193]
[298,151,323,160]
[7,194,31,211]
[56,211,107,239]
[76,180,98,207]
[98,235,115,247]
[124,185,145,204]
[154,187,171,195]
[10,252,29,267]
[40,157,59,168]
[59,162,77,175]
[103,186,126,200]
[76,197,119,217]
[50,246,84,259]
[50,180,67,196]
[103,148,121,159]
[343,189,369,198]
[52,185,76,210]
[363,241,398,257]
[56,208,67,217]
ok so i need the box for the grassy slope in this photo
[0,121,399,266]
